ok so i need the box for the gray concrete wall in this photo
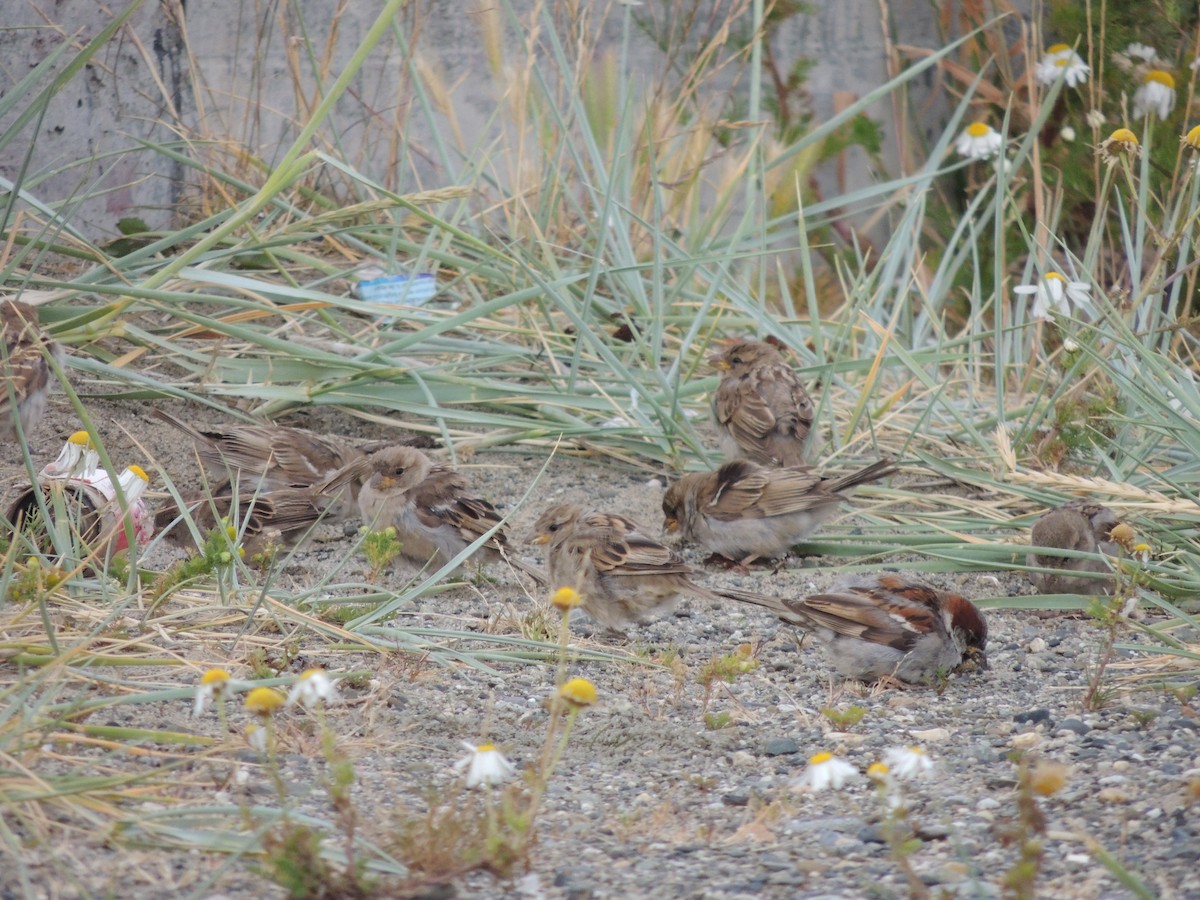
[0,0,964,241]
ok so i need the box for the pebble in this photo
[763,737,800,756]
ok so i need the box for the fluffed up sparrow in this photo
[155,480,332,556]
[662,457,897,567]
[528,503,775,630]
[710,338,816,467]
[1,299,64,443]
[1027,501,1120,595]
[347,446,544,582]
[726,573,989,685]
[152,408,432,520]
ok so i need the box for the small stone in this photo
[1098,774,1127,786]
[910,727,951,742]
[722,791,750,807]
[731,751,757,768]
[1013,709,1052,726]
[917,824,951,840]
[1059,718,1090,735]
[763,737,800,757]
[977,797,1001,811]
[858,824,886,844]
[1011,732,1041,749]
[1027,638,1048,653]
[1098,787,1131,803]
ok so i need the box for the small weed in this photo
[359,526,401,581]
[821,705,867,729]
[704,711,732,730]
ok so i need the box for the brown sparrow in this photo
[349,446,544,582]
[155,480,333,556]
[662,457,897,567]
[1,299,64,443]
[727,573,989,684]
[152,409,431,519]
[1027,501,1120,595]
[710,339,815,467]
[528,503,772,630]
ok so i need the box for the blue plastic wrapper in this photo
[354,272,438,305]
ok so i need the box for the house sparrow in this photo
[1,299,64,443]
[528,503,773,630]
[1027,501,1121,595]
[151,408,432,519]
[662,457,898,567]
[710,339,815,467]
[350,446,544,582]
[726,573,989,684]
[155,480,330,556]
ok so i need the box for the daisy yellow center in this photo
[1186,125,1200,149]
[1046,43,1070,54]
[1054,58,1069,68]
[551,586,582,609]
[245,687,285,715]
[906,746,926,755]
[1108,128,1138,145]
[128,465,148,482]
[1044,272,1067,284]
[808,751,833,765]
[201,668,231,685]
[476,743,496,752]
[1144,70,1175,89]
[966,122,991,138]
[68,431,93,446]
[300,668,325,680]
[867,762,890,778]
[559,677,598,707]
[1133,543,1151,553]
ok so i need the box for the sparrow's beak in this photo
[376,474,397,491]
[663,516,678,533]
[960,645,989,672]
[528,531,550,545]
[711,357,731,372]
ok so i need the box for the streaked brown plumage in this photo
[727,574,989,684]
[528,503,771,630]
[151,408,432,520]
[351,446,544,582]
[1,299,64,443]
[710,339,815,467]
[662,458,897,566]
[155,480,333,555]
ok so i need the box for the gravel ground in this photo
[3,400,1198,899]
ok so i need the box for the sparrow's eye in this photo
[731,355,743,366]
[392,467,406,477]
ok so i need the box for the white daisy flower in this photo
[792,751,858,792]
[884,746,935,780]
[193,668,232,716]
[1036,44,1090,87]
[1132,70,1176,120]
[1014,272,1094,320]
[1060,126,1076,142]
[246,723,268,752]
[286,668,338,709]
[1124,43,1159,64]
[955,122,1003,160]
[40,431,100,480]
[1085,109,1106,130]
[454,741,517,788]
